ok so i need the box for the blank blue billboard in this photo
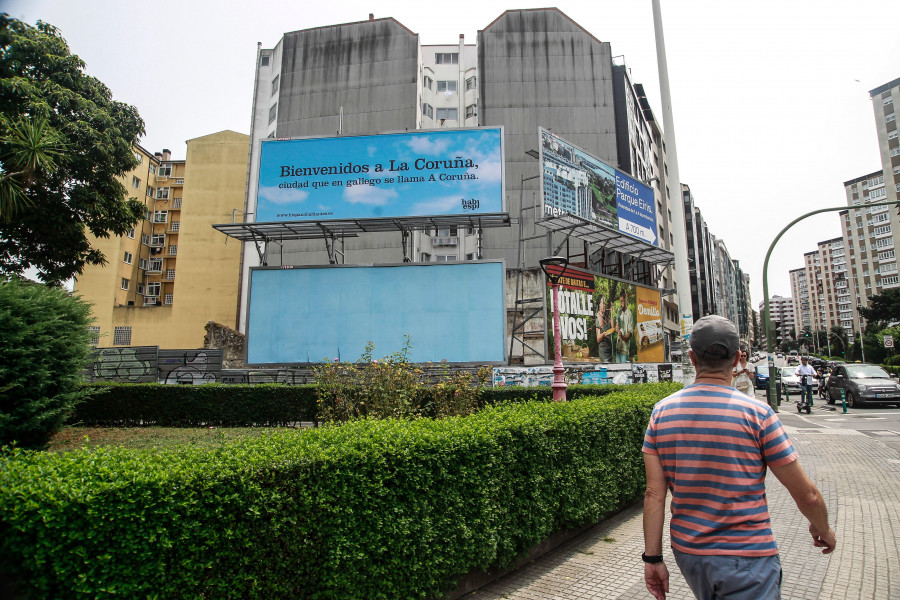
[246,262,506,364]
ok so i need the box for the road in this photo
[749,353,900,453]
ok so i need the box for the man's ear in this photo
[731,353,741,368]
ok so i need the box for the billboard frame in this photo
[540,263,667,364]
[244,259,508,367]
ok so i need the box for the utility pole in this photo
[652,0,695,378]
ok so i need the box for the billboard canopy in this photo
[538,212,674,265]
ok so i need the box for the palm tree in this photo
[0,116,66,221]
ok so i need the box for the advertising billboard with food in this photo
[543,264,664,363]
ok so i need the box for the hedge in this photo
[72,383,319,427]
[0,383,680,600]
[70,382,637,428]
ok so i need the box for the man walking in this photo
[641,315,836,600]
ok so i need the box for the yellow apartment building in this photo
[73,130,249,349]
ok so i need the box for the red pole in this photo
[551,282,567,402]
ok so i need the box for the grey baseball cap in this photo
[690,315,740,360]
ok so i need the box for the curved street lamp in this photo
[540,256,569,402]
[763,200,900,411]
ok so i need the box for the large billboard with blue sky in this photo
[255,127,504,223]
[539,128,658,246]
[246,262,506,365]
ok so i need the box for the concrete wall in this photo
[477,8,619,270]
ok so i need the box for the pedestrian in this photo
[614,291,634,363]
[641,315,836,600]
[796,356,817,408]
[731,347,753,396]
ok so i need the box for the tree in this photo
[0,277,93,449]
[858,289,900,326]
[0,16,146,284]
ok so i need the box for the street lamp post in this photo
[540,256,569,402]
[856,304,866,362]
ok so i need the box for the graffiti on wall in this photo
[159,349,223,384]
[90,347,158,382]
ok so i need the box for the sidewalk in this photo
[473,411,900,600]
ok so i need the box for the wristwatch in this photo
[642,552,664,564]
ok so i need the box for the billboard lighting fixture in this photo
[539,256,568,284]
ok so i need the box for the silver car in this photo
[825,364,900,408]
[778,367,802,395]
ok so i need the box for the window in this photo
[169,221,180,232]
[131,176,141,189]
[172,198,182,208]
[168,245,177,255]
[113,326,131,346]
[146,282,161,297]
[889,131,898,140]
[158,164,172,177]
[153,211,168,223]
[139,258,148,270]
[88,326,100,346]
[887,114,896,123]
[141,234,150,245]
[120,277,129,290]
[166,269,175,280]
[271,75,279,95]
[436,254,457,262]
[465,105,476,118]
[134,152,143,164]
[148,258,162,272]
[269,103,277,124]
[137,283,144,295]
[466,76,476,91]
[420,252,431,262]
[127,227,135,239]
[436,108,458,120]
[149,164,157,175]
[151,233,165,246]
[884,97,894,106]
[423,76,433,90]
[435,52,458,64]
[123,251,133,264]
[146,186,154,198]
[260,55,269,66]
[156,187,169,199]
[164,293,174,305]
[436,80,457,93]
[422,103,433,118]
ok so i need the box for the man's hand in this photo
[810,524,836,554]
[644,562,669,600]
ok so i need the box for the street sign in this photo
[884,335,894,348]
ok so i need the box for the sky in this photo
[7,0,900,306]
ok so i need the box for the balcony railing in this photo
[432,236,458,246]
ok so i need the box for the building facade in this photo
[73,131,249,348]
[867,77,900,292]
[759,295,795,349]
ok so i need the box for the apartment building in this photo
[759,295,795,349]
[73,131,249,347]
[868,77,900,291]
[843,171,898,305]
[682,184,716,321]
[800,237,857,337]
[789,267,810,337]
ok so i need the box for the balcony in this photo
[432,236,458,247]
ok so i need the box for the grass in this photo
[47,426,299,453]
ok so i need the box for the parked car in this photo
[776,352,785,359]
[825,364,900,408]
[787,356,800,366]
[754,365,770,389]
[778,367,802,395]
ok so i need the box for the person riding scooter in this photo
[795,356,817,413]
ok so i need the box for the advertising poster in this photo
[255,127,503,223]
[544,264,664,363]
[539,128,658,246]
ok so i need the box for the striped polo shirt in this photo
[643,383,797,556]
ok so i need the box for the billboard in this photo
[255,127,504,223]
[246,262,506,364]
[539,128,658,246]
[544,264,665,363]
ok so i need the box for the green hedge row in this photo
[72,383,320,427]
[0,383,680,600]
[71,382,635,427]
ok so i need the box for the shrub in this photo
[0,383,680,600]
[72,383,318,427]
[0,277,92,449]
